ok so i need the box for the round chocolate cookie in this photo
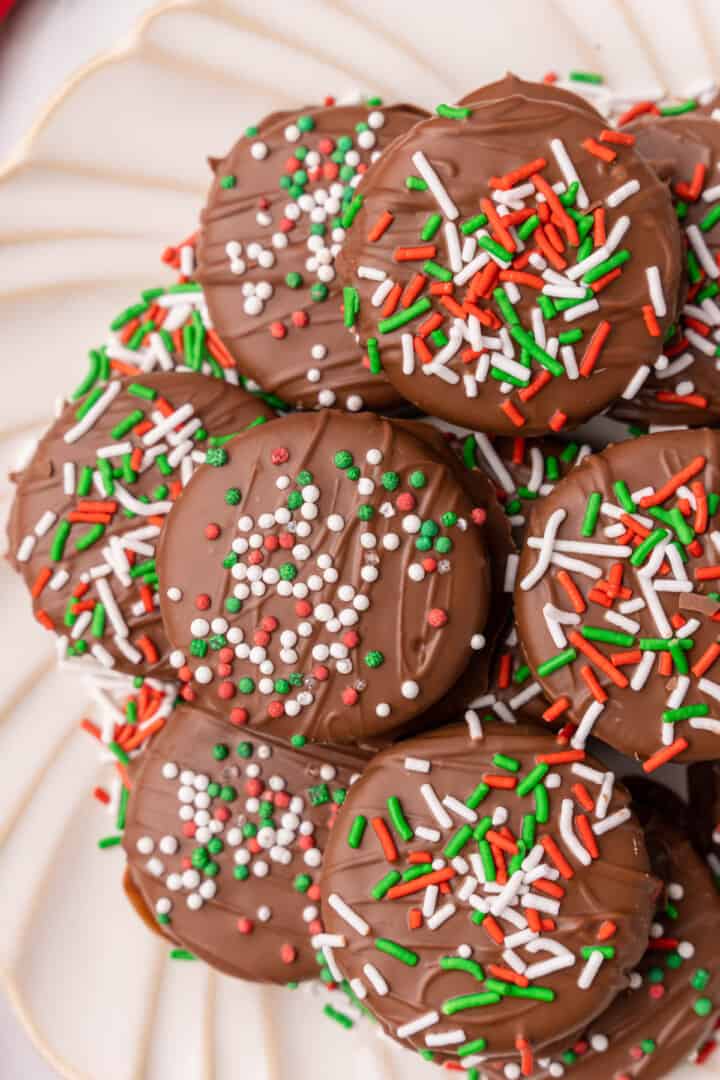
[457,73,604,121]
[479,781,720,1079]
[123,700,370,982]
[8,373,273,676]
[336,81,682,436]
[320,722,656,1063]
[157,409,491,744]
[515,427,720,766]
[197,100,427,413]
[611,116,720,427]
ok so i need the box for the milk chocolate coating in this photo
[457,73,604,122]
[515,428,720,764]
[481,783,720,1078]
[7,373,272,678]
[197,102,427,413]
[124,700,370,982]
[157,410,491,743]
[336,82,681,435]
[611,116,720,426]
[123,865,170,941]
[320,723,656,1062]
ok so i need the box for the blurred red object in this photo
[0,0,18,19]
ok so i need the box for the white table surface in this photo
[1,4,163,1073]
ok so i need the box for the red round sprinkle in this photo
[182,822,196,838]
[237,917,253,934]
[428,608,448,628]
[247,837,261,855]
[471,507,487,526]
[318,137,334,154]
[285,156,300,174]
[299,834,314,851]
[253,630,270,647]
[313,665,329,682]
[217,663,232,678]
[343,630,360,648]
[396,492,416,511]
[629,1047,643,1061]
[178,665,193,683]
[279,532,295,549]
[308,918,324,936]
[649,984,665,999]
[195,593,211,610]
[323,162,339,181]
[275,791,290,808]
[248,550,264,565]
[422,557,438,572]
[261,616,278,632]
[219,647,234,664]
[270,321,287,339]
[218,680,235,700]
[180,685,195,702]
[181,856,192,870]
[280,944,297,964]
[230,707,248,726]
[271,447,289,465]
[292,310,309,328]
[264,534,279,551]
[246,779,263,797]
[258,196,269,209]
[307,883,321,902]
[280,217,294,233]
[296,600,312,617]
[342,687,359,705]
[267,700,285,718]
[205,523,220,540]
[214,806,231,822]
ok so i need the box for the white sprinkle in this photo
[464,709,483,741]
[63,381,121,444]
[397,1011,440,1039]
[442,795,477,823]
[646,266,667,317]
[520,508,567,591]
[63,462,76,495]
[420,783,453,829]
[690,717,720,733]
[427,902,456,930]
[550,138,589,208]
[593,807,631,836]
[578,950,605,989]
[508,683,543,710]
[401,333,415,375]
[363,962,389,995]
[425,1029,466,1048]
[688,224,720,279]
[474,433,515,493]
[571,700,605,749]
[411,150,458,219]
[490,870,524,917]
[350,978,367,1000]
[401,680,420,699]
[327,893,369,937]
[630,650,656,691]
[563,298,599,322]
[371,278,394,307]
[416,825,441,842]
[560,798,592,865]
[404,757,431,774]
[622,364,651,400]
[606,179,640,208]
[357,265,386,281]
[444,221,462,273]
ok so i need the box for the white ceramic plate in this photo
[3,1,720,1076]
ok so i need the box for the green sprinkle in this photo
[492,753,520,773]
[116,785,129,831]
[570,70,604,84]
[91,603,106,638]
[661,100,698,116]
[367,337,382,374]
[694,997,713,1017]
[458,1038,488,1057]
[375,938,419,966]
[75,385,105,420]
[466,781,490,810]
[662,703,709,723]
[493,286,520,326]
[581,945,616,959]
[700,204,720,233]
[439,956,485,981]
[537,647,577,677]
[421,213,443,240]
[75,524,105,551]
[108,741,130,766]
[478,839,495,881]
[323,1005,353,1029]
[406,176,428,191]
[343,285,359,327]
[219,174,236,189]
[444,824,474,859]
[387,796,413,842]
[460,213,488,235]
[98,835,122,849]
[372,871,401,900]
[341,194,363,229]
[509,325,564,376]
[378,297,431,333]
[50,520,71,562]
[630,528,669,567]
[423,259,453,282]
[534,784,549,824]
[436,104,472,119]
[442,992,500,1014]
[479,235,513,263]
[517,763,549,797]
[582,492,602,537]
[692,969,711,990]
[613,480,636,512]
[170,949,196,961]
[582,626,634,647]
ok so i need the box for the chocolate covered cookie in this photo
[515,428,720,766]
[8,373,273,675]
[320,723,656,1064]
[157,409,491,743]
[123,700,369,982]
[336,80,681,435]
[480,783,720,1078]
[612,116,720,426]
[197,100,427,412]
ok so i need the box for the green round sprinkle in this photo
[287,491,303,510]
[207,782,221,798]
[334,450,353,469]
[364,650,385,669]
[311,282,328,302]
[337,135,353,152]
[233,865,249,881]
[695,997,713,1016]
[220,785,237,802]
[203,861,219,877]
[274,678,291,694]
[243,822,257,838]
[692,969,711,990]
[297,115,315,132]
[226,597,242,613]
[220,175,236,189]
[212,743,229,761]
[640,1039,656,1054]
[236,741,253,758]
[409,470,427,489]
[435,536,452,554]
[225,487,242,505]
[191,847,208,869]
[206,447,228,467]
[238,677,255,693]
[279,562,297,580]
[666,952,683,970]
[381,471,400,490]
[291,734,307,748]
[421,520,439,537]
[296,469,313,485]
[647,967,665,984]
[441,511,458,526]
[415,537,433,552]
[207,837,224,855]
[346,466,361,481]
[358,504,374,521]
